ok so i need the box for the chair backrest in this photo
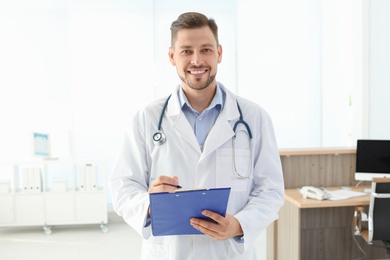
[368,178,390,243]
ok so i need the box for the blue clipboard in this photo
[149,187,231,236]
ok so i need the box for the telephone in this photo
[299,186,331,201]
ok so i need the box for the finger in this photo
[153,175,179,186]
[190,220,223,240]
[190,217,219,233]
[149,184,178,194]
[195,212,231,236]
[149,176,179,193]
[201,210,225,225]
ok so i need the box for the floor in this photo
[0,211,266,260]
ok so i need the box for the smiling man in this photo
[110,12,285,260]
[169,16,223,113]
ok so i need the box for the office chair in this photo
[354,178,390,255]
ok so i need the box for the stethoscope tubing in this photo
[157,94,172,131]
[153,95,253,178]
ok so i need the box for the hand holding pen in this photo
[147,175,181,218]
[148,175,182,194]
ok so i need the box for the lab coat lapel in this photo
[200,89,240,161]
[165,88,200,152]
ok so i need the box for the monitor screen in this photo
[355,139,390,181]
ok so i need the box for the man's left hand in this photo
[190,211,243,240]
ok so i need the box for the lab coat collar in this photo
[177,83,224,113]
[166,82,240,158]
[166,82,239,120]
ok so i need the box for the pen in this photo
[163,183,182,189]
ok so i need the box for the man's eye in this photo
[181,50,191,55]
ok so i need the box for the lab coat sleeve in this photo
[109,111,152,239]
[228,108,285,254]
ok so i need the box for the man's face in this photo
[169,26,222,91]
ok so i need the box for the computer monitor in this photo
[355,139,390,181]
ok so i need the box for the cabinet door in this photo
[14,194,44,225]
[0,195,14,224]
[75,192,107,223]
[45,193,75,223]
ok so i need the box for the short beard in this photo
[179,73,216,91]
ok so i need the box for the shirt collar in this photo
[178,83,225,113]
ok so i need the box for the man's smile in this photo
[187,68,208,77]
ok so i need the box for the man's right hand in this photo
[147,175,180,217]
[148,175,180,194]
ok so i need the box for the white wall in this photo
[369,0,390,139]
[0,0,389,202]
[0,0,237,159]
[321,0,365,147]
[68,1,155,162]
[237,0,322,148]
[236,0,366,148]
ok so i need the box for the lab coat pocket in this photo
[216,148,251,192]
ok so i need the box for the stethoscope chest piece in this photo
[153,131,166,146]
[153,94,171,146]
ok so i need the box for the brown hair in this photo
[170,12,219,47]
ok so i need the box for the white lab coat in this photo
[109,83,284,260]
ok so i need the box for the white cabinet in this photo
[14,194,45,224]
[0,195,13,224]
[0,159,108,234]
[45,193,75,222]
[75,192,107,222]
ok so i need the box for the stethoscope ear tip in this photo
[153,131,166,146]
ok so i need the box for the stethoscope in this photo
[152,95,172,146]
[152,94,253,179]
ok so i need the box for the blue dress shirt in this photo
[178,84,225,151]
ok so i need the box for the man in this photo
[109,12,284,259]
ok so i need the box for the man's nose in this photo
[191,52,204,66]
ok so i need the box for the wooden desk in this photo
[275,186,388,260]
[285,186,369,208]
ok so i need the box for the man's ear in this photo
[169,47,176,66]
[217,44,223,64]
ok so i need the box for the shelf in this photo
[0,159,108,234]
